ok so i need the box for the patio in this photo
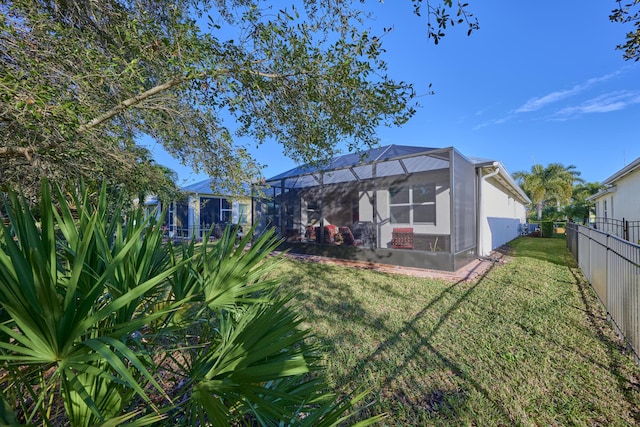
[254,145,482,271]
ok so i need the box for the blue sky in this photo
[150,1,640,187]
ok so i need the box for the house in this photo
[589,157,640,222]
[588,157,640,242]
[254,145,530,272]
[146,179,253,240]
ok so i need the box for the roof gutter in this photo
[601,157,640,185]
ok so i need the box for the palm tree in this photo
[563,182,605,224]
[513,163,584,221]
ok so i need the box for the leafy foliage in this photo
[611,0,640,61]
[0,180,382,426]
[0,0,476,197]
[513,163,584,221]
[412,0,479,44]
[539,220,554,237]
[563,182,605,224]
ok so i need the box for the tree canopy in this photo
[0,0,477,197]
[513,163,584,221]
[563,182,605,224]
[611,0,640,61]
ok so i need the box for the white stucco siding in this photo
[610,172,640,221]
[479,177,527,256]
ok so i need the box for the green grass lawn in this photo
[277,236,640,426]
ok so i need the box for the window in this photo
[610,196,614,219]
[201,197,233,226]
[389,184,436,224]
[238,203,250,224]
[265,201,280,229]
[389,187,410,223]
[306,200,320,224]
[220,198,232,223]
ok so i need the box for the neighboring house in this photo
[146,179,252,240]
[587,157,640,242]
[254,145,529,272]
[589,157,640,222]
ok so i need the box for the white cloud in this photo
[552,90,640,119]
[472,67,636,129]
[515,88,579,113]
[473,115,512,130]
[514,69,624,113]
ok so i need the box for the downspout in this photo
[477,163,500,258]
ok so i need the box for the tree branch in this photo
[0,66,294,163]
[77,74,198,133]
[76,67,290,134]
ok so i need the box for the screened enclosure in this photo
[147,178,253,241]
[254,145,479,271]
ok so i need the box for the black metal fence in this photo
[592,217,640,245]
[566,223,640,363]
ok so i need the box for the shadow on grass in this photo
[281,236,640,425]
[286,259,518,424]
[569,265,640,422]
[352,262,518,423]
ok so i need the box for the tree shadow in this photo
[281,240,640,425]
[338,262,519,423]
[285,258,519,424]
[568,266,640,423]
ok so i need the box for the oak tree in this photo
[611,0,640,61]
[1,0,477,196]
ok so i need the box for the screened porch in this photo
[254,146,479,271]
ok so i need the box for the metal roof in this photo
[267,144,438,181]
[181,179,251,196]
[264,144,530,204]
[179,144,529,204]
[602,156,640,185]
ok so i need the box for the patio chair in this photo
[316,225,337,243]
[352,221,375,247]
[338,226,355,245]
[324,224,338,243]
[391,227,414,249]
[305,225,316,241]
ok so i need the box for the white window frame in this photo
[389,184,436,225]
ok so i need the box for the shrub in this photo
[540,221,554,238]
[0,181,381,426]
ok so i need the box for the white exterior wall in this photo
[593,194,616,221]
[479,177,527,256]
[600,172,640,221]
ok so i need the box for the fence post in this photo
[606,233,611,323]
[624,218,629,242]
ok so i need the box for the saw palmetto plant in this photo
[0,181,381,426]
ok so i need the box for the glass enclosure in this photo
[254,146,478,271]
